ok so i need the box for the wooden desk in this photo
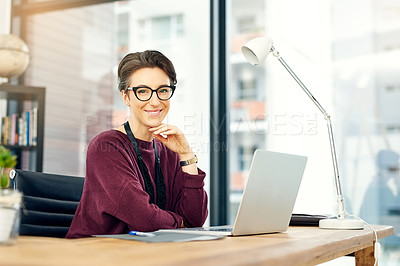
[0,225,393,266]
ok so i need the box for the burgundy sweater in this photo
[66,130,208,238]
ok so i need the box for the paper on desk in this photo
[93,231,225,243]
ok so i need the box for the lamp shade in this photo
[0,34,30,79]
[241,36,273,65]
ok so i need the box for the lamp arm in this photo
[270,45,345,219]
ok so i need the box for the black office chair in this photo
[9,169,84,238]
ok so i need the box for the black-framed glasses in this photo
[126,85,176,101]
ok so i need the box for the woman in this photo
[66,51,208,238]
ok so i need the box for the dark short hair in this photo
[117,50,177,92]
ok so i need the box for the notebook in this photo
[160,149,307,236]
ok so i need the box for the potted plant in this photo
[0,146,17,188]
[0,146,20,244]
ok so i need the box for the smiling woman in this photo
[66,50,208,238]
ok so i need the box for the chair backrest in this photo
[10,169,84,238]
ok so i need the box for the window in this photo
[237,16,255,34]
[238,79,256,100]
[228,1,400,263]
[138,14,184,41]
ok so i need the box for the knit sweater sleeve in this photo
[150,139,208,228]
[169,161,208,227]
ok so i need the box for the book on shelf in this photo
[11,113,17,145]
[0,107,39,147]
[0,99,6,140]
[32,107,38,146]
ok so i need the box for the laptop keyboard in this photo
[180,226,233,232]
[208,227,232,232]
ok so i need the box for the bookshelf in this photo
[0,84,45,172]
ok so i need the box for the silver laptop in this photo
[161,149,307,236]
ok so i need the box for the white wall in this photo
[0,0,11,34]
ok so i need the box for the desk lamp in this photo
[241,36,364,229]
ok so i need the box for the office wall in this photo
[23,4,115,176]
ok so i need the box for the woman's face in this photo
[122,67,171,129]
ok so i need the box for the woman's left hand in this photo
[149,124,192,157]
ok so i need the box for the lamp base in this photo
[319,218,364,230]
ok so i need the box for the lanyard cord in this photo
[123,122,167,210]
